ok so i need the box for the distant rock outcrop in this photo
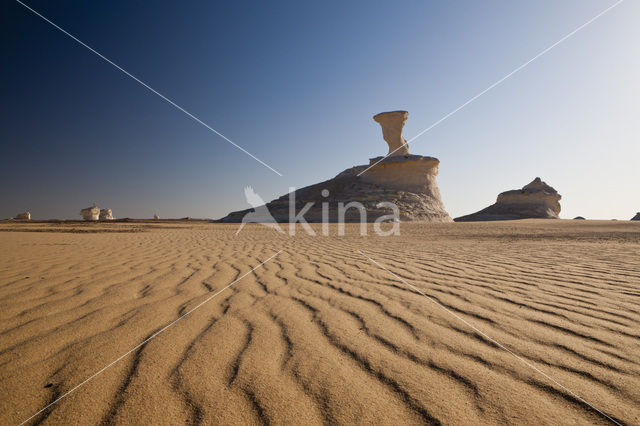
[220,111,451,223]
[153,214,160,220]
[455,178,561,222]
[99,209,114,220]
[632,213,640,221]
[80,205,100,221]
[14,212,31,220]
[573,216,586,220]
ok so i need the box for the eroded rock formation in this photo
[373,111,410,156]
[14,212,31,220]
[455,178,561,222]
[220,111,451,223]
[153,214,160,220]
[100,209,114,220]
[632,213,640,221]
[80,205,100,221]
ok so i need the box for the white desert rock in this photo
[373,111,410,156]
[80,205,100,221]
[455,178,561,222]
[220,111,451,222]
[360,155,442,193]
[14,212,31,220]
[99,209,114,220]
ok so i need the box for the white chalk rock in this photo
[220,110,452,222]
[455,178,562,222]
[15,212,31,220]
[373,111,410,156]
[99,209,114,220]
[80,205,100,221]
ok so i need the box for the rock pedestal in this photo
[455,177,561,222]
[361,155,440,192]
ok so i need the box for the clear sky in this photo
[1,0,638,220]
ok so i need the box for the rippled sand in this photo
[1,220,639,425]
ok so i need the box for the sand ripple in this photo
[0,220,639,425]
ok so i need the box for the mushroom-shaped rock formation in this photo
[373,111,410,156]
[99,209,114,220]
[632,213,640,221]
[220,111,451,223]
[80,205,100,221]
[14,212,31,220]
[153,214,160,220]
[455,178,561,222]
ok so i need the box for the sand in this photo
[0,220,639,425]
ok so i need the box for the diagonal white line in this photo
[15,0,283,177]
[17,250,282,426]
[358,0,625,177]
[357,249,621,426]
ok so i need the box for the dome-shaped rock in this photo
[455,178,561,222]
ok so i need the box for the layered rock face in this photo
[220,111,451,223]
[455,178,561,222]
[361,155,441,193]
[632,213,640,221]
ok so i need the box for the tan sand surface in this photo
[1,220,639,425]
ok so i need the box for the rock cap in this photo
[373,110,410,156]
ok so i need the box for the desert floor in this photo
[0,220,639,425]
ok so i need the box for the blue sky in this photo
[1,0,638,220]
